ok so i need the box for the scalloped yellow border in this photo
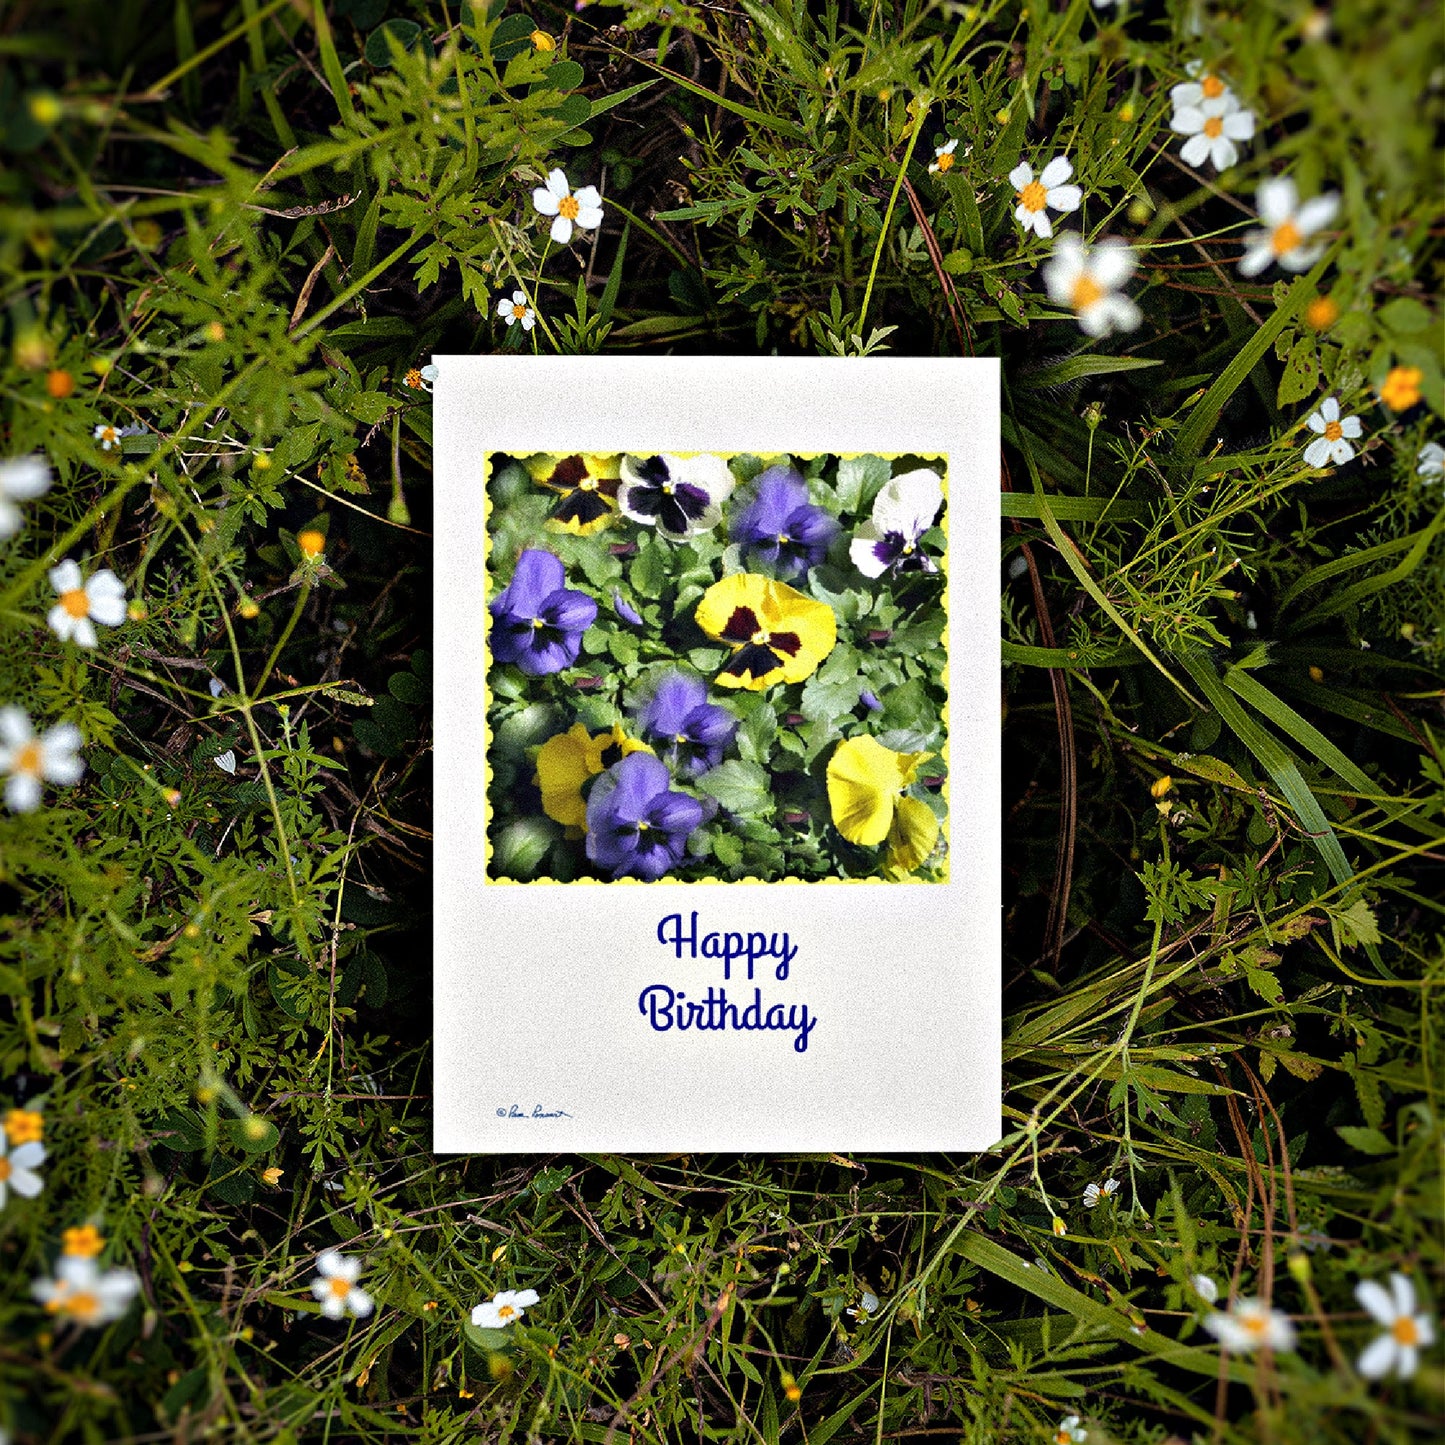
[480,450,950,886]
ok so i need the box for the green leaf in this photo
[365,19,423,68]
[1378,296,1433,334]
[833,454,890,514]
[694,760,773,818]
[538,58,584,92]
[1276,334,1319,407]
[1019,354,1164,389]
[1334,1125,1393,1155]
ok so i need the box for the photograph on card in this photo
[483,450,949,885]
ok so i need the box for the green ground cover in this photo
[0,1,1440,1440]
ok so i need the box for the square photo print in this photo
[484,449,950,886]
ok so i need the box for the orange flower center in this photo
[1323,420,1343,441]
[328,1277,352,1300]
[497,1303,516,1320]
[1270,220,1303,255]
[1071,275,1105,312]
[1203,115,1224,138]
[63,1291,101,1322]
[404,368,422,388]
[0,1159,11,1182]
[1243,1312,1270,1336]
[1201,74,1225,99]
[1018,180,1047,212]
[100,427,117,444]
[512,303,528,319]
[558,195,580,220]
[59,587,90,619]
[934,151,955,173]
[1392,1317,1420,1346]
[13,742,42,778]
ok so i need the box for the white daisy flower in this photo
[1203,1297,1297,1353]
[0,708,84,813]
[846,1290,880,1319]
[1082,1178,1119,1207]
[32,1256,140,1326]
[1417,441,1444,479]
[93,423,123,451]
[1191,1273,1220,1304]
[471,1287,539,1328]
[496,290,537,331]
[1171,65,1231,112]
[531,169,604,246]
[1238,177,1340,276]
[0,454,51,540]
[46,559,127,648]
[310,1249,374,1320]
[403,363,439,392]
[1172,91,1255,171]
[1042,235,1142,337]
[1303,396,1363,468]
[927,138,959,175]
[850,467,945,578]
[1053,1415,1087,1444]
[618,453,734,541]
[0,1137,46,1207]
[1355,1272,1434,1381]
[1009,156,1083,240]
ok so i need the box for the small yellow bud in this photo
[196,1085,217,1104]
[995,107,1010,125]
[487,1354,513,1382]
[28,92,62,126]
[163,788,182,807]
[90,356,113,377]
[296,528,326,559]
[1052,1216,1067,1237]
[1126,196,1152,226]
[14,328,50,371]
[1305,295,1338,331]
[781,1372,801,1403]
[177,1260,193,1273]
[253,453,271,470]
[1151,775,1173,799]
[261,1167,283,1186]
[46,368,74,398]
[133,220,162,250]
[1119,100,1136,123]
[1286,1251,1311,1286]
[183,922,201,939]
[530,29,556,50]
[238,598,260,620]
[491,1245,507,1262]
[205,321,226,342]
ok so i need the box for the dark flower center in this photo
[718,605,800,682]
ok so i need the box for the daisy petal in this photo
[1355,1279,1396,1325]
[1356,1333,1397,1379]
[1046,184,1082,212]
[1007,162,1034,191]
[549,214,574,245]
[1039,156,1073,188]
[532,187,560,216]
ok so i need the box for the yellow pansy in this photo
[826,734,940,873]
[533,721,652,829]
[523,453,623,536]
[694,573,836,691]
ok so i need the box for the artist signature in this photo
[496,1105,572,1119]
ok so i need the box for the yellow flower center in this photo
[1018,180,1047,212]
[751,629,770,646]
[498,1303,517,1319]
[297,529,326,558]
[99,427,117,444]
[1323,420,1343,441]
[328,1277,352,1300]
[934,151,955,172]
[0,1159,10,1182]
[59,1291,100,1322]
[1242,1312,1269,1336]
[1380,366,1422,410]
[1270,220,1303,255]
[1071,275,1105,312]
[404,368,422,388]
[558,195,580,221]
[775,532,789,544]
[1203,115,1224,138]
[13,741,42,778]
[531,617,546,630]
[59,587,90,619]
[1392,1317,1420,1346]
[512,303,528,319]
[1201,74,1225,99]
[5,1109,43,1144]
[1306,296,1338,330]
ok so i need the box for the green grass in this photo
[0,1,1441,1441]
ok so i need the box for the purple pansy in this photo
[489,548,597,675]
[635,671,738,777]
[859,688,882,712]
[730,465,841,578]
[585,752,706,881]
[613,592,644,626]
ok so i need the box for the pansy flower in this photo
[695,574,837,691]
[46,559,127,648]
[534,721,652,829]
[0,707,84,813]
[1238,177,1339,276]
[531,169,604,245]
[618,453,734,541]
[32,1256,139,1327]
[1203,1297,1297,1352]
[0,454,51,540]
[730,464,840,578]
[524,453,623,536]
[634,671,738,777]
[1355,1272,1435,1380]
[1171,91,1254,172]
[471,1287,540,1328]
[1042,235,1141,337]
[826,734,940,873]
[0,1135,45,1207]
[489,549,597,676]
[585,752,706,881]
[849,468,945,578]
[1303,397,1362,468]
[1009,156,1082,240]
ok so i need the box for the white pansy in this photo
[1082,1178,1119,1208]
[0,454,51,540]
[1192,1273,1220,1304]
[310,1249,374,1320]
[1417,441,1444,479]
[1042,235,1141,337]
[32,1256,139,1326]
[850,467,945,578]
[1172,91,1255,171]
[1054,1415,1087,1444]
[496,290,537,331]
[1009,156,1083,240]
[1303,396,1362,468]
[928,138,959,175]
[471,1287,539,1328]
[531,169,604,246]
[617,453,735,541]
[0,1137,46,1207]
[1204,1297,1297,1352]
[1355,1272,1434,1381]
[46,559,127,648]
[1238,177,1340,276]
[0,707,84,813]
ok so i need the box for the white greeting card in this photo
[433,356,1000,1152]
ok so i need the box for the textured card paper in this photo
[433,356,1000,1153]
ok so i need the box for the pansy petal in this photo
[887,794,940,872]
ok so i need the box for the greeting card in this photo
[433,356,1000,1152]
